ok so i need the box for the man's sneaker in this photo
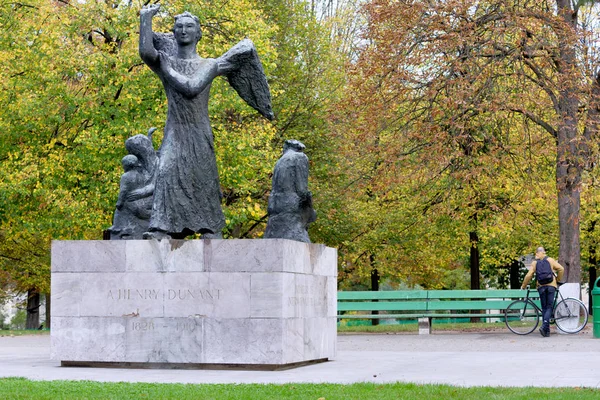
[539,328,549,337]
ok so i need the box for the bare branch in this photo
[510,108,557,139]
[521,58,560,114]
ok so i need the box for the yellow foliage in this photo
[0,0,281,292]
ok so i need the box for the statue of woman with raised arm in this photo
[139,4,273,240]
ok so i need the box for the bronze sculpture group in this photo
[108,5,315,242]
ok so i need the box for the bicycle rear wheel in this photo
[554,298,588,334]
[505,300,540,335]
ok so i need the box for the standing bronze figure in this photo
[138,4,273,240]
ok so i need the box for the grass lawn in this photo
[1,318,595,398]
[337,320,509,334]
[0,378,598,400]
[338,313,594,334]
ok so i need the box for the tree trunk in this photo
[590,267,597,316]
[587,220,597,316]
[509,260,521,289]
[554,0,582,284]
[371,268,380,291]
[469,230,481,323]
[25,289,40,330]
[370,255,379,326]
[555,104,582,284]
[469,230,480,290]
[556,178,581,283]
[45,293,51,329]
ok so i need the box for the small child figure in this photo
[108,127,158,240]
[109,155,150,240]
[116,155,145,211]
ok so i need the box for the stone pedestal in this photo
[51,239,337,369]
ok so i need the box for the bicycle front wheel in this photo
[554,298,588,334]
[505,300,540,335]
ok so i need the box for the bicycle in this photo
[504,283,588,335]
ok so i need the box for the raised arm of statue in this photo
[158,53,218,98]
[139,4,161,66]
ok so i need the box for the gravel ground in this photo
[1,329,599,387]
[338,325,596,352]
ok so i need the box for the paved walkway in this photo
[1,330,599,387]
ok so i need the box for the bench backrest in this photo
[338,289,540,313]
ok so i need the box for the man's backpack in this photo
[535,257,554,285]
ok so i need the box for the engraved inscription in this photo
[108,289,159,300]
[108,288,222,301]
[288,296,326,307]
[132,321,154,331]
[288,284,325,307]
[176,321,196,332]
[129,319,198,334]
[166,289,221,300]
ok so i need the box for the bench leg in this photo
[418,317,431,335]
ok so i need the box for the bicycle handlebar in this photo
[524,282,565,290]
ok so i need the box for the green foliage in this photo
[6,0,589,293]
[1,0,342,294]
[0,310,6,330]
[256,1,353,250]
[9,309,26,330]
[0,0,357,296]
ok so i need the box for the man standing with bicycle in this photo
[521,247,565,337]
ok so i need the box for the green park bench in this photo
[337,289,541,334]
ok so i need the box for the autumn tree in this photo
[335,0,600,287]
